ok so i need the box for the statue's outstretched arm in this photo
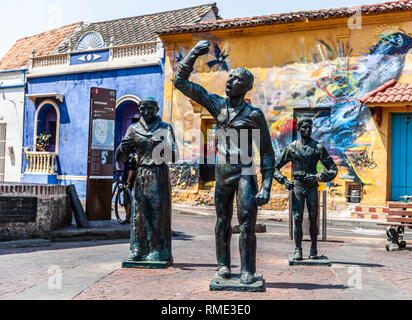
[174,41,220,118]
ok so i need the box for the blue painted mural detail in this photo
[356,32,412,96]
[70,49,110,65]
[175,51,185,63]
[328,32,412,176]
[206,44,230,72]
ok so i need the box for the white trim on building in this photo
[0,69,26,182]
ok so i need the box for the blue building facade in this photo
[22,63,165,197]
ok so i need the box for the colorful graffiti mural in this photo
[163,22,412,205]
[263,27,412,187]
[169,162,199,189]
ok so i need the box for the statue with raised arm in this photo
[116,97,179,268]
[274,118,338,261]
[174,41,275,285]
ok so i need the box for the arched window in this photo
[34,100,60,153]
[116,95,141,134]
[114,95,141,156]
[76,32,105,51]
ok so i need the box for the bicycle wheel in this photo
[115,185,131,225]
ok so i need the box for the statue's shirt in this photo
[274,139,338,188]
[174,63,275,173]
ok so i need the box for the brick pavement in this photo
[75,215,404,300]
[75,237,352,300]
[1,214,411,300]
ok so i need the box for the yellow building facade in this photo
[159,6,412,210]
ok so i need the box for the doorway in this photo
[200,119,217,189]
[391,113,412,200]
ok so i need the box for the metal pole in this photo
[322,190,327,241]
[289,190,293,240]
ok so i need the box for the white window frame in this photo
[33,99,60,153]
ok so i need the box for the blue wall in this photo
[23,62,165,198]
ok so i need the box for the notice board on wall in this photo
[0,197,37,223]
[86,88,116,222]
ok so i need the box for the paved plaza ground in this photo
[0,214,411,301]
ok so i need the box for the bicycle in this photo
[112,170,132,225]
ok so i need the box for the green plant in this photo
[36,132,51,152]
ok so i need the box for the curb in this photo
[49,222,181,242]
[37,211,391,243]
[325,218,388,230]
[172,207,388,230]
[0,239,51,249]
[49,225,131,242]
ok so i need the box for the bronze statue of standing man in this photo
[174,41,275,285]
[116,97,178,268]
[274,118,338,261]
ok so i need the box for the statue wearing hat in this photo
[116,97,179,268]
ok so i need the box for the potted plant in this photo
[36,132,51,152]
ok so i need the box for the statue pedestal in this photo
[288,256,331,267]
[122,259,173,269]
[209,273,265,292]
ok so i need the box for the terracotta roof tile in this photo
[0,23,81,70]
[52,3,219,54]
[361,79,412,104]
[158,0,412,36]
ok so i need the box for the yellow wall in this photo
[161,12,412,206]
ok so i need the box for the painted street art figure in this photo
[174,40,275,284]
[266,29,412,188]
[274,118,338,261]
[116,97,179,267]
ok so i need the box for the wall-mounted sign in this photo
[340,174,356,180]
[70,50,110,65]
[0,197,37,223]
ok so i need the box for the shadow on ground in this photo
[173,231,195,241]
[266,282,348,290]
[0,239,130,256]
[331,261,384,268]
[171,263,239,271]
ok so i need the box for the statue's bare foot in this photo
[218,266,231,279]
[240,272,256,285]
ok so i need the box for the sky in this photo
[0,0,385,59]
